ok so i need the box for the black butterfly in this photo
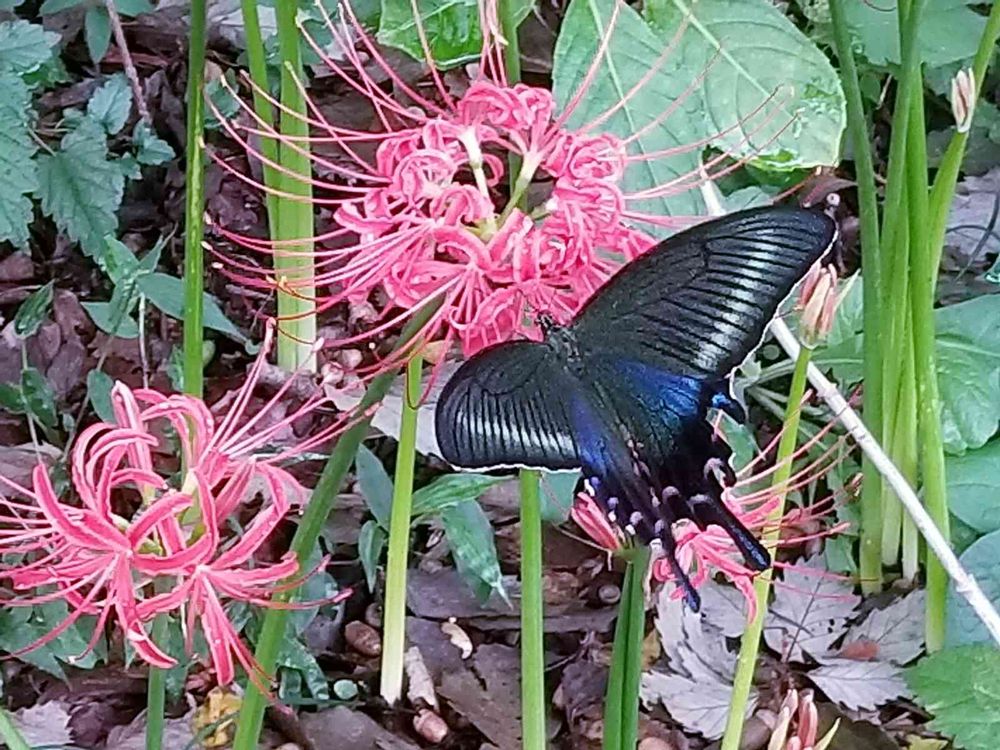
[433,206,837,610]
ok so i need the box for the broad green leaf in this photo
[945,529,1000,647]
[84,6,112,64]
[0,20,59,74]
[946,439,1000,535]
[358,519,387,591]
[0,602,101,680]
[0,74,38,248]
[936,332,1000,454]
[377,0,533,69]
[907,645,1000,750]
[81,301,140,338]
[35,118,124,256]
[87,73,132,135]
[845,0,986,68]
[114,0,154,15]
[87,369,116,422]
[13,281,54,338]
[136,272,247,343]
[645,0,845,170]
[553,0,704,222]
[441,500,506,602]
[39,0,85,12]
[276,636,330,700]
[21,367,57,429]
[132,121,175,165]
[0,0,25,9]
[540,470,581,524]
[356,443,393,528]
[411,473,505,518]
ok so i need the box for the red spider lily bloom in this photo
[210,0,784,373]
[768,689,839,750]
[571,417,850,622]
[0,330,350,685]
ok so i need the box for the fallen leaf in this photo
[299,706,420,750]
[440,644,522,750]
[13,702,73,748]
[103,709,197,750]
[0,442,59,490]
[765,556,860,662]
[945,166,1000,265]
[808,658,908,710]
[405,646,439,710]
[837,589,925,665]
[905,737,949,750]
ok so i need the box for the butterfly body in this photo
[434,207,837,609]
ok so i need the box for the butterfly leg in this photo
[651,489,701,612]
[688,494,771,571]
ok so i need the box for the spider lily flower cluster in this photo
[211,0,780,371]
[0,331,350,686]
[572,418,850,620]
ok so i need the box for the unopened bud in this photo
[951,68,975,134]
[798,265,840,346]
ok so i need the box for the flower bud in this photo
[798,265,840,347]
[950,68,975,134]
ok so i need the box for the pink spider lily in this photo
[0,328,351,685]
[571,414,852,621]
[768,689,840,750]
[209,0,789,375]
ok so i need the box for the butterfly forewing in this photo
[572,207,837,379]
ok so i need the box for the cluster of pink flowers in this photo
[0,330,349,687]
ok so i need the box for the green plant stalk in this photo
[145,611,170,750]
[603,548,651,750]
[519,468,546,750]
[896,337,920,581]
[239,0,279,235]
[231,306,436,749]
[828,0,883,593]
[927,1,1000,272]
[274,0,317,371]
[0,710,28,750]
[181,0,208,398]
[721,346,811,750]
[379,354,423,705]
[499,0,523,190]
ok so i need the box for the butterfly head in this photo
[536,311,559,336]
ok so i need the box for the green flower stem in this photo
[231,306,437,750]
[603,548,651,750]
[499,0,524,196]
[181,0,208,399]
[145,611,170,750]
[519,468,547,750]
[721,346,812,750]
[0,710,29,750]
[828,0,883,593]
[239,0,279,235]
[379,353,424,705]
[274,0,317,371]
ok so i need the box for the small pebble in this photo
[638,738,673,750]
[364,602,382,628]
[345,621,382,657]
[413,709,449,744]
[598,583,621,605]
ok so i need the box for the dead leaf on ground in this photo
[103,708,197,750]
[13,701,73,748]
[439,644,522,750]
[405,646,439,711]
[807,658,908,711]
[299,706,421,750]
[836,589,925,665]
[0,443,60,491]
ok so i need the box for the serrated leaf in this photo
[838,589,925,666]
[20,367,57,429]
[844,0,986,68]
[132,121,175,165]
[377,0,533,69]
[440,500,506,603]
[411,473,505,518]
[84,6,111,64]
[945,529,1000,647]
[358,519,386,592]
[87,74,132,135]
[808,658,908,711]
[644,0,845,170]
[356,444,393,528]
[552,0,704,223]
[136,272,247,343]
[0,74,38,248]
[13,281,54,338]
[35,118,123,257]
[0,20,59,74]
[907,645,1000,750]
[764,556,860,662]
[946,439,1000,534]
[86,370,115,422]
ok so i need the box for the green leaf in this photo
[935,332,1000,454]
[358,519,387,591]
[132,121,175,165]
[377,0,533,69]
[0,20,60,74]
[84,6,112,64]
[0,603,101,679]
[0,382,23,414]
[540,469,581,524]
[946,439,1000,535]
[553,0,704,223]
[14,281,54,338]
[21,367,57,429]
[356,444,393,528]
[136,272,247,343]
[39,0,85,13]
[81,301,140,338]
[86,369,116,422]
[644,0,845,170]
[411,473,505,518]
[907,645,1000,750]
[845,0,986,68]
[87,73,132,135]
[276,636,330,701]
[945,529,1000,647]
[0,74,38,248]
[114,0,154,15]
[441,500,507,602]
[35,118,124,256]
